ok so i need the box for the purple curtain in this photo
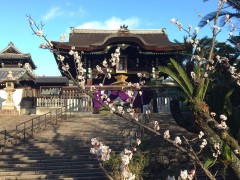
[93,90,143,108]
[118,91,129,101]
[93,90,102,108]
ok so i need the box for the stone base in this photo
[36,107,61,115]
[0,109,19,115]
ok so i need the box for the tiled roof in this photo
[35,76,68,84]
[0,42,24,54]
[52,27,184,51]
[0,42,37,70]
[0,68,37,82]
[0,53,31,59]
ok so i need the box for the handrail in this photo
[0,103,75,147]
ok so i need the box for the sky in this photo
[0,0,236,76]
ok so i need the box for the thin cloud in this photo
[78,7,86,17]
[43,6,86,20]
[43,7,63,21]
[69,7,86,18]
[76,17,140,29]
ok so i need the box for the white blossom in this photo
[90,85,96,91]
[198,131,204,139]
[200,139,207,149]
[69,50,74,55]
[216,55,221,61]
[90,138,111,162]
[134,116,139,121]
[153,121,160,130]
[214,143,220,150]
[96,65,103,73]
[190,72,196,79]
[137,72,142,77]
[62,63,69,71]
[220,114,227,121]
[210,112,216,117]
[229,66,236,74]
[188,25,192,31]
[174,136,182,145]
[216,121,228,129]
[146,110,151,115]
[180,170,188,180]
[164,130,170,139]
[36,29,43,36]
[59,33,67,42]
[170,18,176,23]
[237,80,240,86]
[39,42,46,49]
[102,59,108,67]
[203,72,208,78]
[136,138,141,146]
[194,27,199,34]
[234,149,239,154]
[194,55,201,61]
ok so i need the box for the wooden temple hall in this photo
[51,25,184,113]
[0,26,184,115]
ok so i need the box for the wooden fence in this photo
[156,92,182,112]
[36,88,92,112]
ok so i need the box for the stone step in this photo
[0,149,95,158]
[1,175,106,180]
[0,113,139,180]
[3,145,127,154]
[0,163,99,170]
[0,167,102,176]
[0,153,93,163]
[0,171,106,180]
[0,161,100,168]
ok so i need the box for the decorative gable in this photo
[0,42,23,54]
[0,42,37,70]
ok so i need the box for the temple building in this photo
[51,26,184,112]
[0,26,183,115]
[52,25,184,85]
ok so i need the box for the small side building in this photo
[0,42,69,115]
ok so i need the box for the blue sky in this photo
[0,0,235,76]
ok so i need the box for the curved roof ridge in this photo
[72,29,117,34]
[71,28,165,34]
[91,34,151,47]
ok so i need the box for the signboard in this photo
[40,87,61,95]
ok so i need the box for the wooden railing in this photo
[36,93,92,112]
[0,104,74,149]
[156,93,182,112]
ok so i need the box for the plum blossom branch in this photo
[27,15,228,179]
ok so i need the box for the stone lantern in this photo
[1,71,18,114]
